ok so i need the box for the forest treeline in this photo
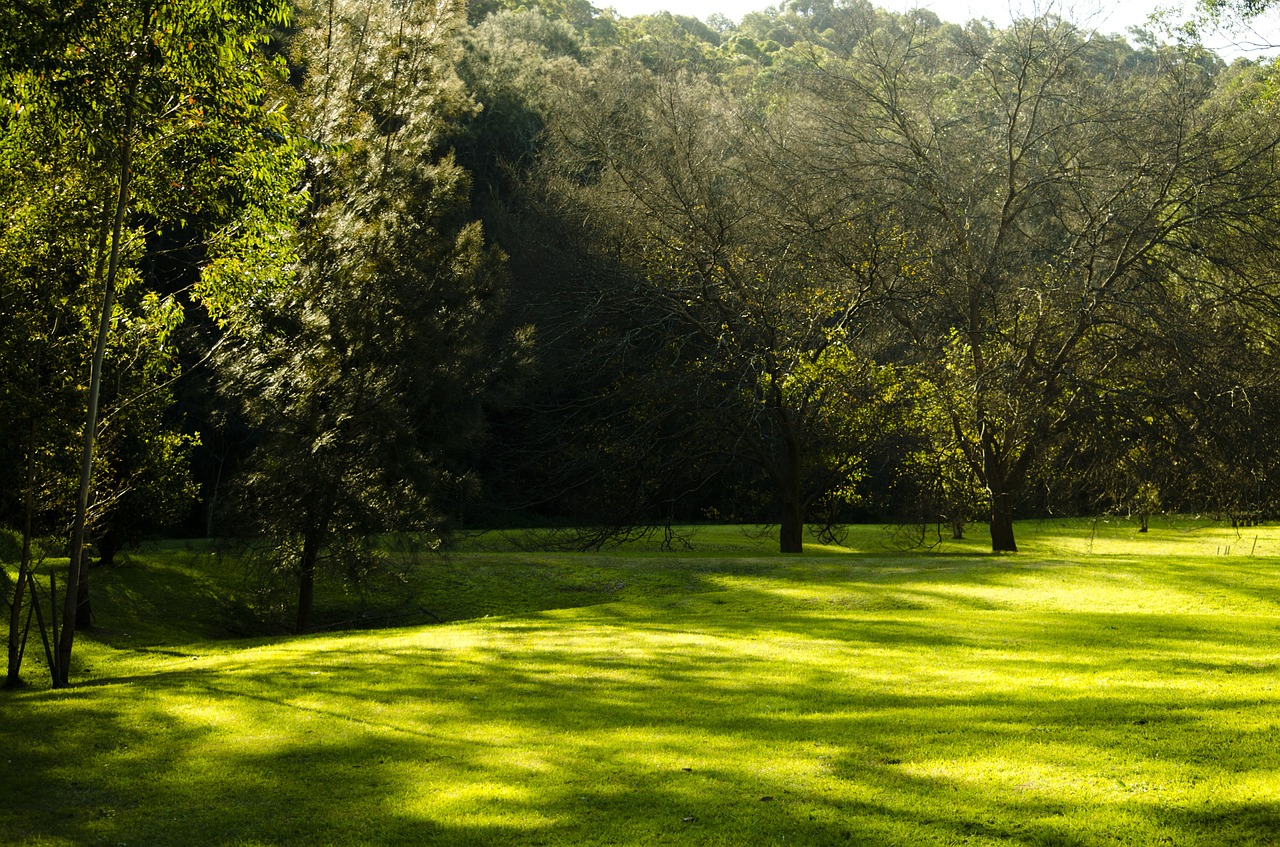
[4,0,1280,672]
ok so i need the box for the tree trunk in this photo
[979,421,1019,553]
[205,450,226,538]
[5,419,37,688]
[780,495,804,553]
[5,562,27,689]
[295,530,321,634]
[989,489,1017,552]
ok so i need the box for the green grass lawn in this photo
[3,519,1280,846]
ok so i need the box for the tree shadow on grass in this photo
[8,548,1280,846]
[6,651,1276,847]
[84,539,1280,654]
[10,595,1280,846]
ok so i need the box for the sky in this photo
[601,0,1280,57]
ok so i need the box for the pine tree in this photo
[225,0,512,632]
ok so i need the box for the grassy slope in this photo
[3,519,1280,846]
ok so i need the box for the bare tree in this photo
[796,15,1280,550]
[540,58,895,552]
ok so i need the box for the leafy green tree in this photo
[0,120,88,687]
[739,0,884,55]
[615,11,724,72]
[225,0,513,632]
[467,0,618,45]
[456,8,586,199]
[1,0,298,685]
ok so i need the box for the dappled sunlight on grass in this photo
[1012,517,1280,558]
[6,525,1280,844]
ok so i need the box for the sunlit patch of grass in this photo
[458,516,1280,561]
[1010,515,1280,558]
[5,522,1280,845]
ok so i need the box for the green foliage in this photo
[456,8,586,193]
[90,291,201,556]
[225,0,519,630]
[785,13,1280,548]
[467,0,618,45]
[615,11,725,72]
[0,126,91,535]
[0,0,292,544]
[1,0,303,684]
[451,0,1280,545]
[6,0,1275,598]
[535,57,913,551]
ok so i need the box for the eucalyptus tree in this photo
[795,15,1280,550]
[1,0,299,685]
[540,58,898,552]
[1190,0,1279,44]
[224,0,512,631]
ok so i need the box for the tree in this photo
[224,0,514,632]
[1,0,298,685]
[455,8,586,201]
[796,14,1280,550]
[538,58,895,552]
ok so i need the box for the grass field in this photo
[3,518,1280,846]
